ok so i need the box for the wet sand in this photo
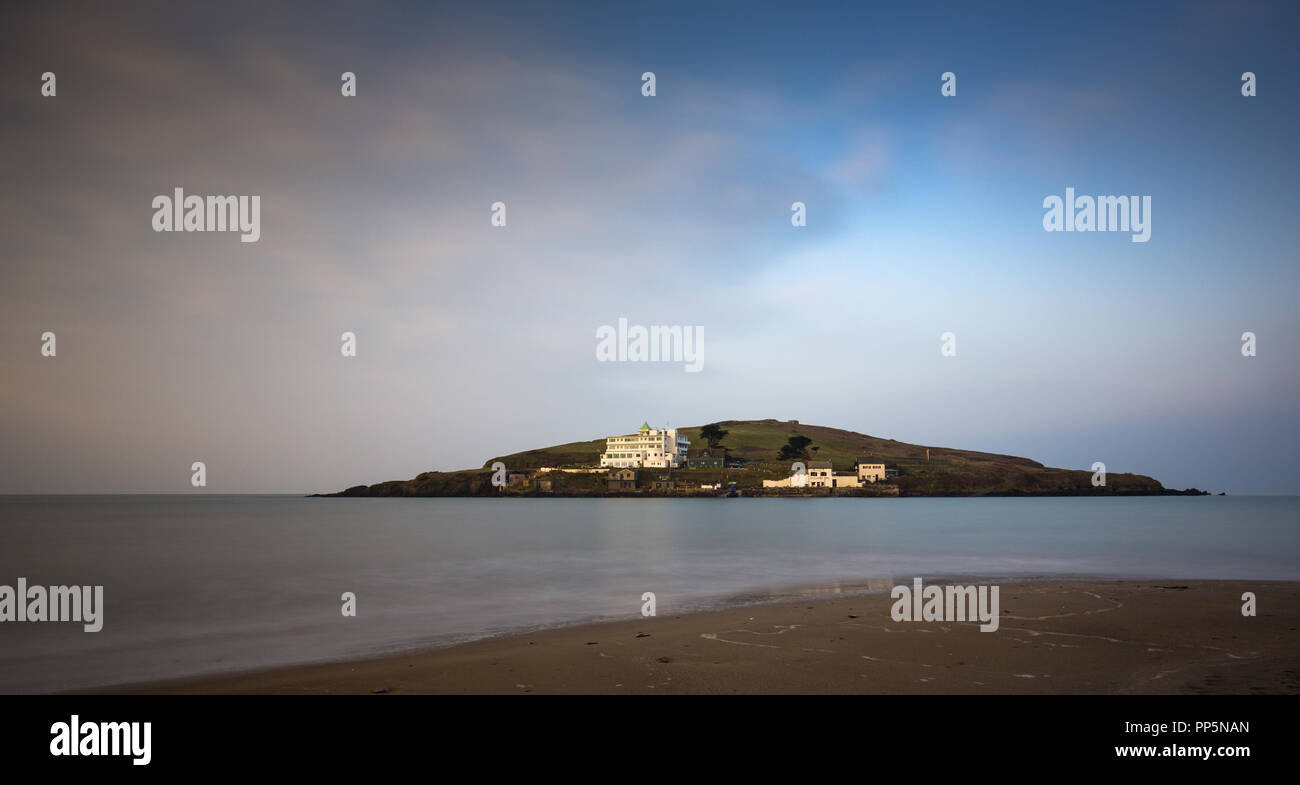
[114,581,1300,694]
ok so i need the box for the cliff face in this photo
[318,419,1205,497]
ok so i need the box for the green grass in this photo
[483,418,1044,470]
[325,418,1192,497]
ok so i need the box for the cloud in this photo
[826,127,893,192]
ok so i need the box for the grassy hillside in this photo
[482,418,1178,496]
[321,419,1201,496]
[482,418,1042,470]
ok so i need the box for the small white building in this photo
[599,422,690,468]
[855,460,886,483]
[764,459,887,489]
[805,461,836,487]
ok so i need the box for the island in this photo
[315,419,1208,497]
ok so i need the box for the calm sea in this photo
[1,495,1297,693]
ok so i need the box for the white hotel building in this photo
[599,422,691,469]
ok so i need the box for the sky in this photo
[1,0,1297,493]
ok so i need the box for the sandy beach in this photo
[113,580,1300,695]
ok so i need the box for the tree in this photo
[699,423,728,448]
[778,435,813,461]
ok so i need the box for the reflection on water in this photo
[0,495,1296,692]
